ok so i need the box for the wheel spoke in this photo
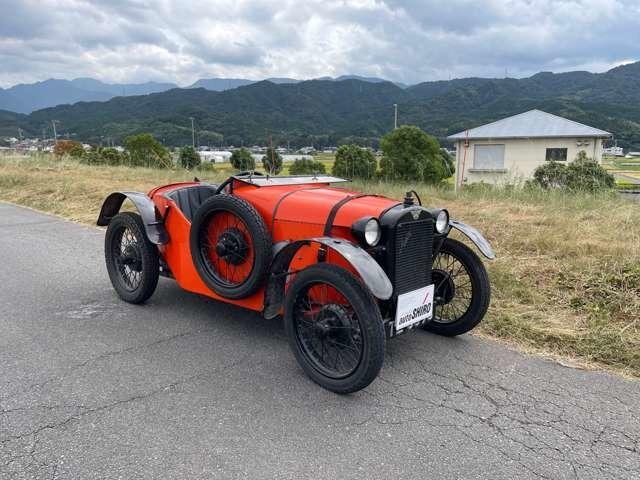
[292,281,363,379]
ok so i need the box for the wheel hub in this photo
[215,228,248,265]
[314,304,352,339]
[121,245,142,271]
[433,269,456,304]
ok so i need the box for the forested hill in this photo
[12,61,640,148]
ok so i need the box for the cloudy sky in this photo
[0,0,638,88]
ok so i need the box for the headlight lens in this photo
[364,218,381,246]
[435,210,449,233]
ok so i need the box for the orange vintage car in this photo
[97,173,494,393]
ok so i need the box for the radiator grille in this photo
[394,219,433,295]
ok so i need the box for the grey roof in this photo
[448,109,611,140]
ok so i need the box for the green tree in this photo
[379,125,450,183]
[230,148,256,171]
[180,145,201,169]
[332,144,377,179]
[262,147,283,175]
[289,157,326,175]
[123,133,171,168]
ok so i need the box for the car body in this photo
[98,173,494,393]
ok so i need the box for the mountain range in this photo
[0,75,403,114]
[2,62,640,148]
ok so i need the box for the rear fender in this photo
[263,237,392,319]
[96,191,168,245]
[449,220,495,259]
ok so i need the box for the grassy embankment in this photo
[1,153,639,376]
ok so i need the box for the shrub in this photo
[53,140,83,157]
[79,148,104,165]
[123,133,171,168]
[532,151,615,192]
[332,145,376,179]
[79,147,128,166]
[180,145,201,169]
[262,147,283,175]
[379,125,450,184]
[230,148,255,171]
[565,152,615,191]
[196,161,218,172]
[101,148,127,166]
[289,157,326,175]
[68,143,85,158]
[533,161,567,189]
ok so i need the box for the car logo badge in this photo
[411,210,420,220]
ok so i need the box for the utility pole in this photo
[189,117,195,148]
[393,104,398,129]
[51,120,59,145]
[269,135,275,175]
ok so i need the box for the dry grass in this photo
[2,153,640,376]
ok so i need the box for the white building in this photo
[200,150,232,163]
[603,146,624,157]
[448,110,612,186]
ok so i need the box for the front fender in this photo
[263,237,392,319]
[449,220,495,259]
[96,191,168,245]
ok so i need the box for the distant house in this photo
[448,110,612,186]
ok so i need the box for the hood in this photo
[236,184,399,242]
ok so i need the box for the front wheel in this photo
[284,264,385,394]
[422,238,490,336]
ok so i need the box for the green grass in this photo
[2,152,640,376]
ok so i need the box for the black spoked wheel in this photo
[422,238,490,336]
[295,285,363,379]
[105,212,159,304]
[284,264,385,393]
[190,195,271,299]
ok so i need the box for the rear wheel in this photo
[422,238,490,336]
[105,212,159,304]
[284,264,385,394]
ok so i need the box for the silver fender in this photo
[96,191,168,245]
[263,237,393,319]
[449,220,495,259]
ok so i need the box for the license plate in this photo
[395,284,434,331]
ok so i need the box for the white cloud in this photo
[0,0,637,87]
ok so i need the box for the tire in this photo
[105,212,159,304]
[284,263,385,394]
[190,194,272,299]
[422,238,490,336]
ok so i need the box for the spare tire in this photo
[190,194,272,299]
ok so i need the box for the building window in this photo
[473,144,505,170]
[546,148,567,161]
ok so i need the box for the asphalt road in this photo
[1,202,639,479]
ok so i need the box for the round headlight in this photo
[364,218,381,246]
[435,210,449,233]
